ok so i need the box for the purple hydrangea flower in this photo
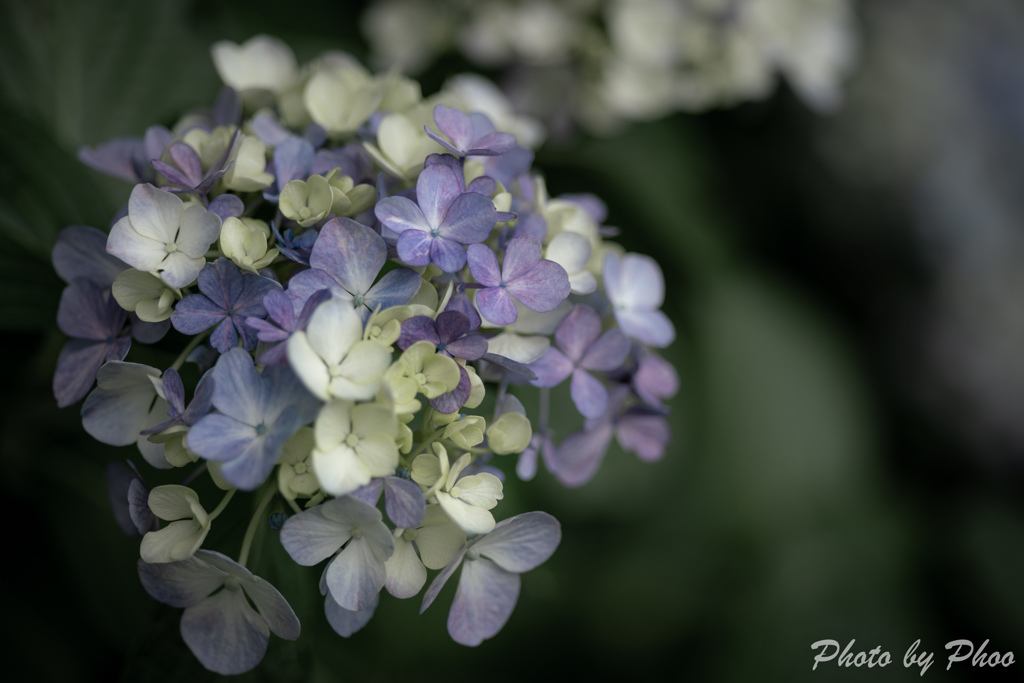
[425,105,516,158]
[420,511,561,646]
[467,235,570,326]
[77,125,173,184]
[151,140,232,196]
[351,475,427,529]
[280,496,394,611]
[171,258,280,353]
[528,304,629,419]
[245,288,331,366]
[285,217,420,317]
[374,160,497,272]
[272,222,317,265]
[398,310,488,413]
[185,349,318,490]
[603,252,675,348]
[53,280,131,407]
[550,385,671,487]
[140,367,214,436]
[52,225,128,289]
[138,549,300,675]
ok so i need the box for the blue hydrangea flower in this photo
[185,349,318,490]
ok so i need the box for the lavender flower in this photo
[138,549,300,675]
[186,349,318,490]
[171,258,280,353]
[603,252,675,348]
[424,104,516,157]
[528,304,629,418]
[468,235,570,326]
[374,159,497,272]
[420,511,560,646]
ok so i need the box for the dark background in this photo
[2,0,1024,680]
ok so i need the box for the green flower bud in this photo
[280,175,334,227]
[486,411,533,455]
[112,269,180,322]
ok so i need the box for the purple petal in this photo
[243,577,300,640]
[397,316,441,350]
[466,132,515,157]
[128,477,157,535]
[311,218,385,296]
[247,318,288,343]
[472,511,561,572]
[570,368,608,419]
[209,317,240,354]
[633,352,679,406]
[445,294,481,331]
[580,329,630,372]
[616,413,670,462]
[467,243,501,287]
[415,162,463,229]
[181,372,216,425]
[550,423,614,487]
[505,259,569,313]
[213,86,242,127]
[364,267,421,310]
[105,460,144,536]
[420,546,467,614]
[476,287,517,326]
[526,348,573,388]
[433,105,474,152]
[130,315,170,343]
[351,479,384,507]
[430,236,467,272]
[77,137,144,182]
[397,230,433,267]
[168,141,203,186]
[274,136,315,188]
[447,558,519,646]
[325,592,377,637]
[280,507,346,566]
[429,366,472,414]
[374,196,430,236]
[327,538,388,611]
[137,556,225,609]
[554,304,601,364]
[424,127,464,157]
[197,259,244,309]
[466,176,496,196]
[251,113,291,148]
[481,353,537,380]
[442,334,487,362]
[437,192,495,244]
[435,311,469,344]
[262,289,295,331]
[52,225,126,287]
[514,213,547,242]
[383,476,426,528]
[58,280,125,340]
[207,194,245,221]
[285,268,346,314]
[54,339,114,407]
[209,348,264,425]
[172,295,227,335]
[80,363,158,446]
[614,308,676,348]
[162,368,186,416]
[186,413,258,462]
[181,587,270,675]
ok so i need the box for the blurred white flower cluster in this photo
[363,0,857,133]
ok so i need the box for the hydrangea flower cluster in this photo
[55,35,678,674]
[363,0,857,132]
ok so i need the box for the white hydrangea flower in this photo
[413,444,502,534]
[211,34,298,94]
[107,184,221,289]
[311,400,400,497]
[140,485,210,563]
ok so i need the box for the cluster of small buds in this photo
[55,35,678,674]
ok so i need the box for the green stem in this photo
[238,484,277,568]
[171,330,211,371]
[207,488,236,522]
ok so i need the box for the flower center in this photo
[430,228,440,237]
[350,528,363,540]
[294,461,307,475]
[255,422,267,435]
[345,434,360,448]
[466,548,480,561]
[449,485,462,498]
[165,242,178,254]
